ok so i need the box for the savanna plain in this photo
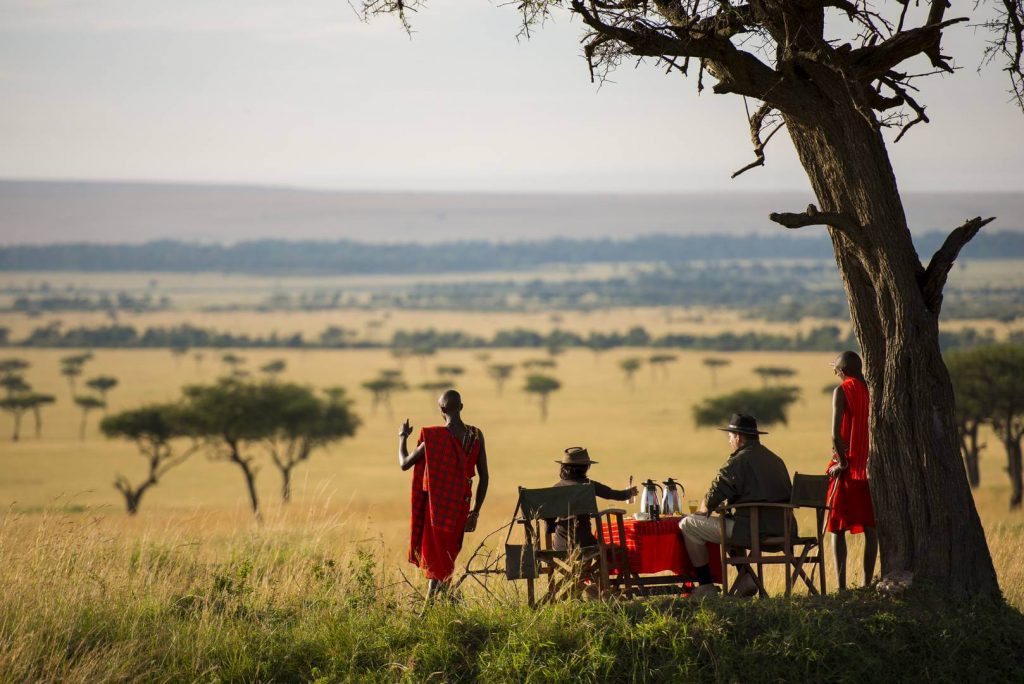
[2,272,1024,682]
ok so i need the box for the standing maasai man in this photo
[398,389,489,599]
[827,350,878,590]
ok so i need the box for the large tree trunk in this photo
[783,84,999,597]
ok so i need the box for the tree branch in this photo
[919,216,995,315]
[769,204,860,232]
[849,17,967,81]
[731,100,784,178]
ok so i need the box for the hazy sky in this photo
[1,0,1021,193]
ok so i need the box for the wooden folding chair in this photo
[716,473,829,597]
[504,484,633,606]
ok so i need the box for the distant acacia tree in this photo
[362,375,408,417]
[693,387,801,431]
[619,357,643,389]
[60,353,92,396]
[27,393,56,438]
[170,345,189,365]
[221,352,246,377]
[411,346,436,371]
[100,403,199,514]
[73,395,106,439]
[0,395,32,441]
[702,357,731,388]
[487,363,515,396]
[475,352,492,364]
[1,374,29,398]
[260,359,287,379]
[436,365,465,378]
[946,350,989,489]
[0,358,29,379]
[753,366,797,388]
[648,353,678,380]
[256,383,361,502]
[419,379,451,395]
[523,358,556,370]
[390,347,411,368]
[947,345,1024,508]
[86,375,119,405]
[180,379,269,519]
[524,374,561,422]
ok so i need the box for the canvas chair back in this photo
[790,474,829,508]
[518,484,599,520]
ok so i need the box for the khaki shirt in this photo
[705,441,794,546]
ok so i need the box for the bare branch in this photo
[731,100,784,178]
[979,0,1024,114]
[919,216,996,314]
[850,17,968,81]
[769,204,860,233]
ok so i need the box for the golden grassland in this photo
[2,344,1023,607]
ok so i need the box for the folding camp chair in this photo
[717,473,830,597]
[504,484,634,606]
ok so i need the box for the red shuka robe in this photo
[408,425,480,581]
[826,376,876,533]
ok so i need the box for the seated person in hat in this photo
[548,447,639,552]
[679,413,794,598]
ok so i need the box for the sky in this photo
[1,0,1022,194]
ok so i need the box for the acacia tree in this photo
[100,404,199,514]
[524,374,561,421]
[86,375,119,405]
[73,395,105,439]
[180,379,270,520]
[619,357,643,389]
[362,375,408,417]
[946,350,989,489]
[362,0,1024,596]
[487,363,515,396]
[693,386,801,429]
[648,353,679,380]
[950,345,1024,509]
[256,383,361,502]
[753,366,797,388]
[702,357,731,388]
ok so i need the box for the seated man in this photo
[548,447,637,551]
[679,413,794,598]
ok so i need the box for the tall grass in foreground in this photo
[2,509,1024,683]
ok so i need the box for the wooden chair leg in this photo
[526,576,535,607]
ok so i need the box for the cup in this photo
[688,500,698,514]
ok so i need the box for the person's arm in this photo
[829,387,848,478]
[592,480,637,502]
[465,431,489,532]
[398,419,425,471]
[704,458,741,516]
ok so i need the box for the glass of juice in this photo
[688,500,698,514]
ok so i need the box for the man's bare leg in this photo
[831,531,848,592]
[863,526,878,586]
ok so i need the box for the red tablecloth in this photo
[602,515,722,582]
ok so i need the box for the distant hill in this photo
[1,180,1022,245]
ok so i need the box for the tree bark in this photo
[782,73,998,596]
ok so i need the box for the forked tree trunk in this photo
[1003,436,1023,510]
[783,82,999,596]
[958,420,983,489]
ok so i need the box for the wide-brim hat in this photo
[716,413,768,436]
[555,446,598,465]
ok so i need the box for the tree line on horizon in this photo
[4,320,1014,354]
[2,232,1024,275]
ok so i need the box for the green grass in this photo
[3,529,1022,684]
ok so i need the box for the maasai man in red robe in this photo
[826,350,878,590]
[398,389,489,600]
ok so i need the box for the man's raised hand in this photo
[399,419,413,438]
